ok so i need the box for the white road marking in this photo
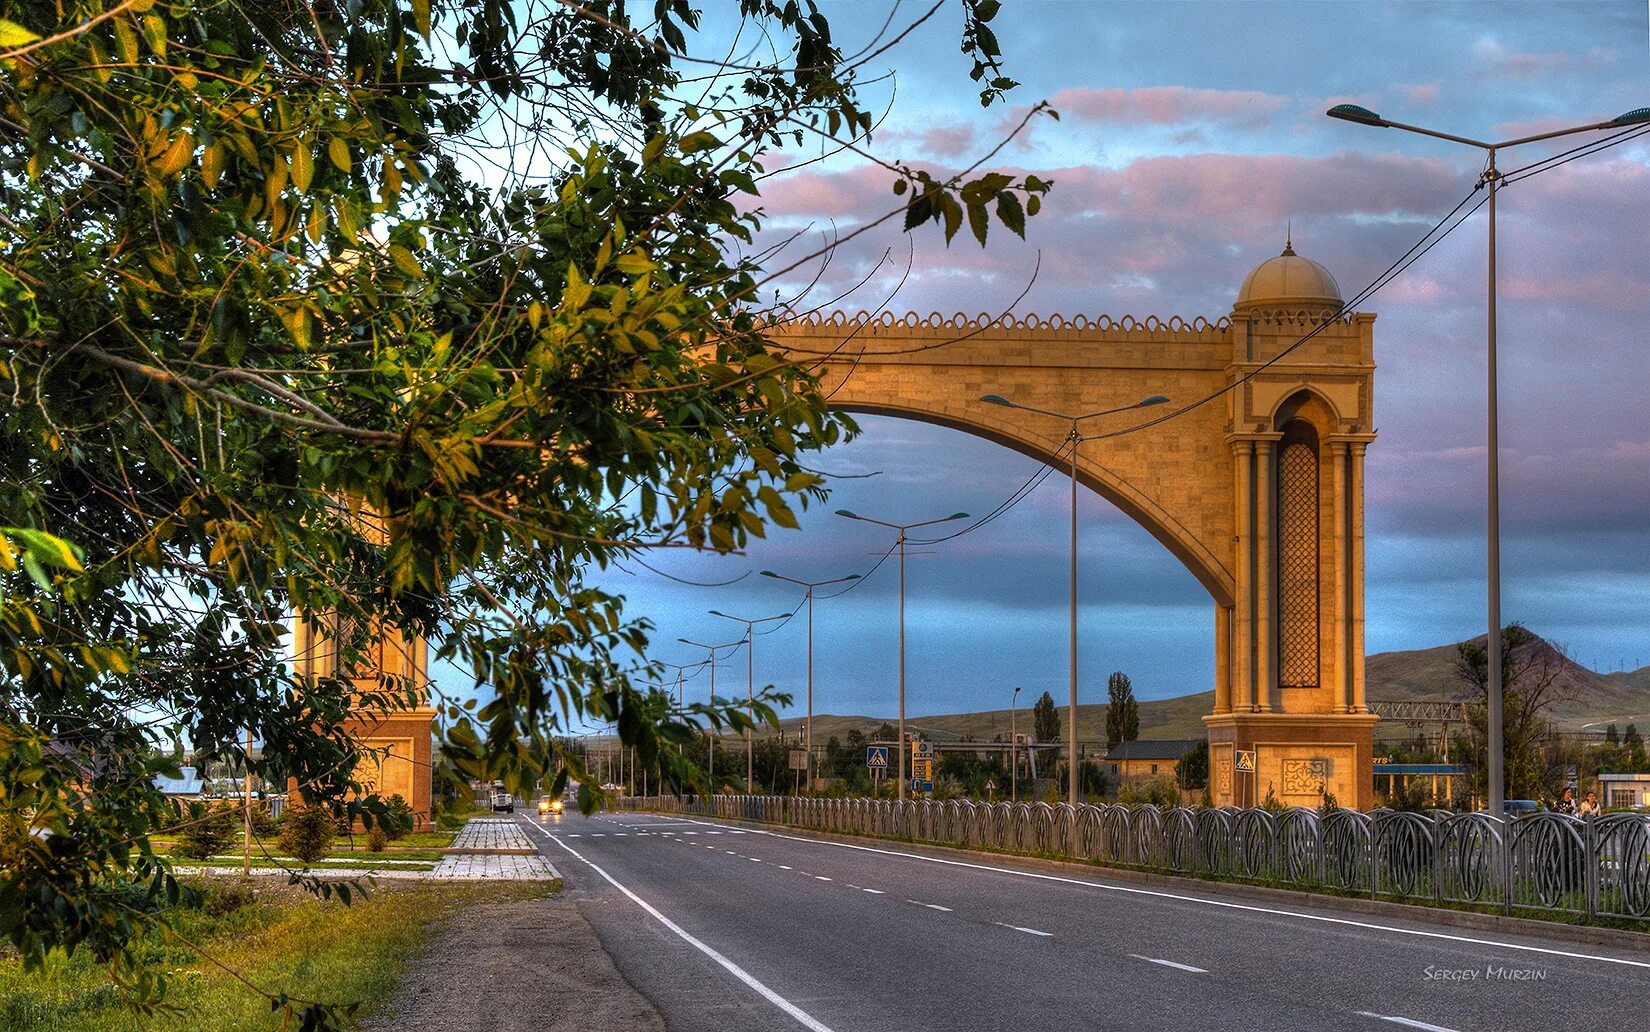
[815,875,832,881]
[778,865,793,870]
[591,833,605,837]
[1129,954,1207,973]
[1356,1013,1462,1032]
[664,817,1650,971]
[750,858,762,862]
[995,923,1053,937]
[566,834,581,838]
[922,903,952,912]
[863,888,885,894]
[526,824,836,1032]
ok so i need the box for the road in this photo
[519,810,1648,1032]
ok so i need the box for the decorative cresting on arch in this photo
[765,299,1380,810]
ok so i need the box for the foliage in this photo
[1118,776,1180,808]
[172,801,240,861]
[1176,739,1209,790]
[1454,625,1577,801]
[0,0,1052,1020]
[1031,690,1059,748]
[277,803,336,866]
[366,827,388,853]
[382,794,414,841]
[1105,671,1139,750]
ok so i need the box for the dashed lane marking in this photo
[661,816,1650,972]
[863,888,885,894]
[1355,1014,1461,1032]
[995,923,1053,938]
[525,823,836,1032]
[1129,954,1206,973]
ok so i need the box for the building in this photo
[1372,763,1468,803]
[1106,740,1202,783]
[1597,773,1650,809]
[152,765,205,798]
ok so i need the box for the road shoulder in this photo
[365,894,666,1032]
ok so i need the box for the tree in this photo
[1176,740,1209,791]
[1032,690,1059,767]
[171,801,239,861]
[0,1,1051,1023]
[1625,725,1647,770]
[1454,625,1577,801]
[1606,723,1621,745]
[1105,671,1140,750]
[278,802,337,865]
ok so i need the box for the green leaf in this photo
[328,137,351,173]
[967,201,988,246]
[940,193,963,244]
[387,243,424,279]
[995,191,1025,239]
[680,131,721,154]
[412,0,431,38]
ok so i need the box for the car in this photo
[490,791,515,813]
[537,797,564,816]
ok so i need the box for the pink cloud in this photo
[1047,86,1290,129]
[1401,83,1440,106]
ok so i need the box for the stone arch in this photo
[1270,386,1340,432]
[836,399,1235,607]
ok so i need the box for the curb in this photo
[664,812,1650,955]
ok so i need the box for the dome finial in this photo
[1282,220,1295,257]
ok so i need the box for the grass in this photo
[179,858,439,872]
[0,879,547,1031]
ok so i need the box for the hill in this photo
[771,632,1650,746]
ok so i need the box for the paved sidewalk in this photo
[449,817,536,852]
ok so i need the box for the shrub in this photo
[383,794,414,840]
[1119,776,1181,808]
[202,878,256,917]
[366,826,388,852]
[278,802,337,864]
[173,801,239,860]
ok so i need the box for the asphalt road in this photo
[519,810,1649,1032]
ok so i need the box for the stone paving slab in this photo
[450,818,535,852]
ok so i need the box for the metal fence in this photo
[616,794,1650,924]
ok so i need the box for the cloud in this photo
[1401,83,1440,106]
[1047,86,1291,129]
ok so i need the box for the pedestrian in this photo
[1554,787,1579,816]
[1578,791,1601,818]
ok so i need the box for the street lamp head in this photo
[759,570,781,579]
[980,393,1015,407]
[1612,107,1650,126]
[1327,103,1387,127]
[709,609,730,619]
[843,573,861,581]
[947,512,970,521]
[1138,394,1170,407]
[834,509,859,519]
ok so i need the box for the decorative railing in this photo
[615,795,1650,924]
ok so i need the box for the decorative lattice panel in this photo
[1277,436,1319,688]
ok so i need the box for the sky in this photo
[463,1,1650,728]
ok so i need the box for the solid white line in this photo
[524,823,836,1032]
[664,817,1650,971]
[1355,1012,1462,1032]
[1129,954,1207,974]
[995,922,1053,937]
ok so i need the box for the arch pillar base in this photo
[1203,712,1378,811]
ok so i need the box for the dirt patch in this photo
[366,898,665,1032]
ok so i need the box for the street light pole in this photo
[709,610,790,790]
[1010,686,1022,804]
[760,571,860,792]
[981,393,1170,804]
[678,636,742,790]
[835,509,970,800]
[1325,102,1649,820]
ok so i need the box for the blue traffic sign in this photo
[866,746,889,769]
[911,778,933,794]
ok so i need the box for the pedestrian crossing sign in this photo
[866,746,889,770]
[1234,749,1257,773]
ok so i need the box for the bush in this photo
[278,802,337,864]
[1119,776,1181,808]
[383,794,414,840]
[173,801,240,860]
[201,878,256,917]
[366,826,388,852]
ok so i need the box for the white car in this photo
[490,791,515,813]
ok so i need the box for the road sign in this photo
[911,757,933,782]
[912,740,934,760]
[1234,749,1257,773]
[911,778,933,794]
[866,746,889,770]
[788,749,809,771]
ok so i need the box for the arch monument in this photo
[768,243,1381,809]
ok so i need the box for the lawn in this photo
[0,878,547,1031]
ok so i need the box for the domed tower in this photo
[1203,238,1380,810]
